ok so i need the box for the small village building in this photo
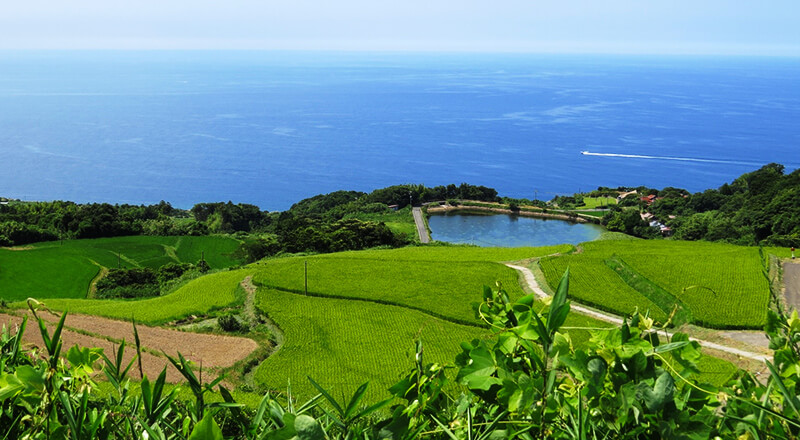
[640,194,657,204]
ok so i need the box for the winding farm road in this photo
[412,207,431,244]
[504,264,770,363]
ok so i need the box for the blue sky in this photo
[1,0,798,55]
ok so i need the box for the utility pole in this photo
[304,261,308,295]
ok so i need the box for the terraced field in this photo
[540,240,772,328]
[540,254,670,322]
[254,287,487,402]
[39,269,251,325]
[252,243,742,400]
[3,239,744,403]
[249,245,622,399]
[0,236,242,300]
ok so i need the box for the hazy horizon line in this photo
[1,47,798,58]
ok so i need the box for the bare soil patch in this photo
[0,313,185,382]
[1,310,258,383]
[1,246,34,251]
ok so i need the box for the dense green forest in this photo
[597,163,800,245]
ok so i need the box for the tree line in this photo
[0,183,499,257]
[599,163,799,245]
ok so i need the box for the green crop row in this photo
[253,287,488,402]
[35,269,250,325]
[543,240,773,328]
[252,255,529,325]
[539,255,669,323]
[309,244,573,263]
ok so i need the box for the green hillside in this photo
[540,240,772,328]
[0,235,241,301]
[38,269,250,325]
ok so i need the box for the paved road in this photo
[505,263,769,362]
[412,207,431,244]
[785,262,800,312]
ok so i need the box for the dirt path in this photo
[87,261,108,299]
[1,308,259,383]
[241,276,259,325]
[241,276,284,349]
[412,207,431,244]
[505,263,770,363]
[784,261,800,312]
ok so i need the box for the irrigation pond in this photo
[428,212,604,247]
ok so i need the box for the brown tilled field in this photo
[0,311,258,383]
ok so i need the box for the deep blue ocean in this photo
[1,51,798,210]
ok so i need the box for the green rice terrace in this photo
[0,237,757,405]
[539,239,782,329]
[0,235,242,301]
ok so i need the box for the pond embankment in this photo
[426,201,596,223]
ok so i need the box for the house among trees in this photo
[640,194,657,204]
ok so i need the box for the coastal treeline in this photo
[0,183,498,256]
[601,163,800,245]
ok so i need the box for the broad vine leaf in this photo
[638,371,675,412]
[457,345,502,391]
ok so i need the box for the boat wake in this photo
[580,151,765,167]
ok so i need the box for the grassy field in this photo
[540,240,772,328]
[0,236,242,301]
[579,196,617,209]
[36,269,251,325]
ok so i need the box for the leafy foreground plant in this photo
[1,271,799,439]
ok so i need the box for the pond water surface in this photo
[428,213,604,247]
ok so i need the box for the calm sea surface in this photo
[1,51,798,210]
[429,213,604,247]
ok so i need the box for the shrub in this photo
[196,259,211,273]
[218,313,245,332]
[96,268,159,298]
[156,262,194,285]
